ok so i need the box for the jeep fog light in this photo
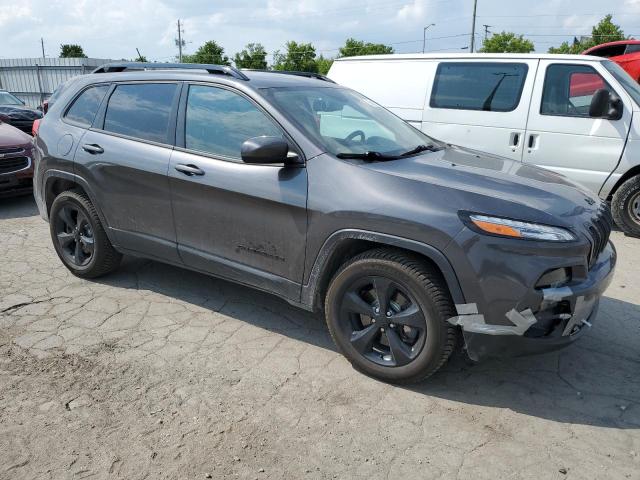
[535,268,571,289]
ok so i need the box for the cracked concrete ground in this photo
[0,195,639,479]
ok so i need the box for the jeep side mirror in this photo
[241,136,301,166]
[589,89,623,120]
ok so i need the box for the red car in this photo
[583,40,640,82]
[0,120,34,197]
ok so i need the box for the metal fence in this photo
[0,58,115,108]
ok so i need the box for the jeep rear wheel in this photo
[612,175,640,237]
[324,248,457,384]
[50,190,122,278]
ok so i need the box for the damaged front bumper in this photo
[449,241,616,361]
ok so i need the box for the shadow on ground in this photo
[92,253,640,431]
[0,194,38,219]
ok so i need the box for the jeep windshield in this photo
[262,86,440,159]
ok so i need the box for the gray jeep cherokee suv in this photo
[33,63,616,383]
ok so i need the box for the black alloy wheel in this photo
[54,204,95,267]
[338,275,426,367]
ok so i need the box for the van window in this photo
[185,85,282,160]
[64,85,109,127]
[541,64,611,117]
[103,83,177,143]
[430,62,528,112]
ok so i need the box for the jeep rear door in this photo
[168,83,308,302]
[73,81,181,262]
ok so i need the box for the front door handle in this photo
[175,164,205,176]
[82,144,104,154]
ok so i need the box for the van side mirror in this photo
[589,89,623,120]
[241,136,301,166]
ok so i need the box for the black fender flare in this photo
[300,229,466,309]
[42,169,118,246]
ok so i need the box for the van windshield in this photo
[602,60,640,106]
[262,86,439,159]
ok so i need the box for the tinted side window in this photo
[590,44,626,58]
[104,83,177,143]
[541,64,611,117]
[430,62,528,112]
[185,85,282,159]
[64,85,109,127]
[625,44,640,54]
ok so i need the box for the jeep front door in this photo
[169,84,308,301]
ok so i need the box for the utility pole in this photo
[41,38,45,59]
[483,24,491,42]
[470,0,478,53]
[177,20,184,62]
[422,23,436,53]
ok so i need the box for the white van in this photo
[328,53,640,236]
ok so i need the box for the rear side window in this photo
[64,85,109,127]
[103,83,177,143]
[430,62,528,112]
[184,85,282,160]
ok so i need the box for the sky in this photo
[2,0,640,62]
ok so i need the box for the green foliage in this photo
[338,38,394,58]
[59,44,87,58]
[233,43,268,69]
[549,14,626,54]
[272,41,318,72]
[480,32,535,53]
[183,40,230,65]
[316,55,334,75]
[135,54,148,62]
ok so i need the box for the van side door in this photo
[522,60,632,193]
[422,59,538,161]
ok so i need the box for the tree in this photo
[135,54,148,62]
[234,43,268,69]
[60,44,87,58]
[184,40,230,65]
[338,38,393,58]
[480,32,534,53]
[316,55,334,75]
[549,14,626,54]
[273,41,318,72]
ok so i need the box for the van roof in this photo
[333,52,605,62]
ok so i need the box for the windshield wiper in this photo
[336,144,439,161]
[336,151,396,160]
[399,144,438,157]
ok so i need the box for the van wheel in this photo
[324,248,457,384]
[49,190,122,278]
[612,175,640,237]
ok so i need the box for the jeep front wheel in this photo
[324,248,457,384]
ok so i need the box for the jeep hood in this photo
[359,145,602,227]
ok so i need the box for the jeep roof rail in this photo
[92,62,250,81]
[242,69,336,83]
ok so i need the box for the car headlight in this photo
[463,213,576,242]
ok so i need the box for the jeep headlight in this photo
[464,213,576,242]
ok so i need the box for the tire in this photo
[612,175,640,237]
[49,190,122,278]
[324,248,457,384]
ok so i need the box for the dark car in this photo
[0,120,34,197]
[32,63,616,383]
[0,90,43,134]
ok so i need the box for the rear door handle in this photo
[82,144,104,154]
[175,164,205,176]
